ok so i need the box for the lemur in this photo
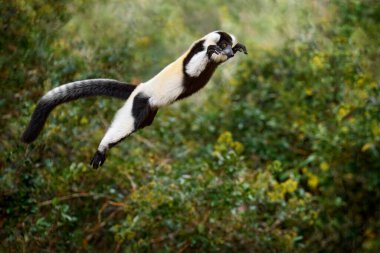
[22,31,247,169]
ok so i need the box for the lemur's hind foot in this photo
[90,150,106,169]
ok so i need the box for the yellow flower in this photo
[80,117,89,125]
[307,173,319,189]
[371,123,380,137]
[361,143,373,152]
[357,78,365,87]
[267,178,299,202]
[364,228,376,239]
[348,117,356,124]
[233,141,244,154]
[214,131,244,154]
[320,162,329,172]
[136,36,151,47]
[218,131,233,144]
[311,55,324,69]
[282,178,298,194]
[230,77,239,86]
[268,191,283,202]
[341,126,349,133]
[305,87,313,96]
[358,90,368,100]
[337,107,350,120]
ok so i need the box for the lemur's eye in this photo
[221,43,227,49]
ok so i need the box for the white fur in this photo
[146,56,186,107]
[230,34,237,47]
[44,82,72,100]
[44,79,117,100]
[204,32,220,47]
[211,53,228,63]
[98,95,135,152]
[185,51,208,77]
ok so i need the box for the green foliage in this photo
[1,0,380,252]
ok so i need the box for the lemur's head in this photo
[203,31,247,63]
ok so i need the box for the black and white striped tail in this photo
[21,79,136,143]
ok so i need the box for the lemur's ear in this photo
[233,43,248,55]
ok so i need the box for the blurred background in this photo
[1,0,380,252]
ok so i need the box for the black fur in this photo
[139,108,158,128]
[178,61,218,100]
[217,31,233,46]
[90,150,106,169]
[21,79,136,143]
[206,45,222,59]
[232,43,248,54]
[132,92,157,129]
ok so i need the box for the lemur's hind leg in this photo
[90,93,157,169]
[139,108,158,128]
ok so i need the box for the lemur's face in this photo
[204,31,247,63]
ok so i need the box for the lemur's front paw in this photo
[233,43,248,55]
[90,150,106,169]
[207,45,223,59]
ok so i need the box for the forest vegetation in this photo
[1,0,380,252]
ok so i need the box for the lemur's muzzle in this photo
[223,45,234,58]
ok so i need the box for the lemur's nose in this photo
[223,45,234,58]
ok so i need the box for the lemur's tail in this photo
[21,79,137,143]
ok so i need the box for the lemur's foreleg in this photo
[90,92,157,169]
[232,43,248,55]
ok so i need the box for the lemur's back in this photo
[142,53,187,107]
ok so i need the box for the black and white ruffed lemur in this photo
[21,31,248,169]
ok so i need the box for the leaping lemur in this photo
[22,31,247,169]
